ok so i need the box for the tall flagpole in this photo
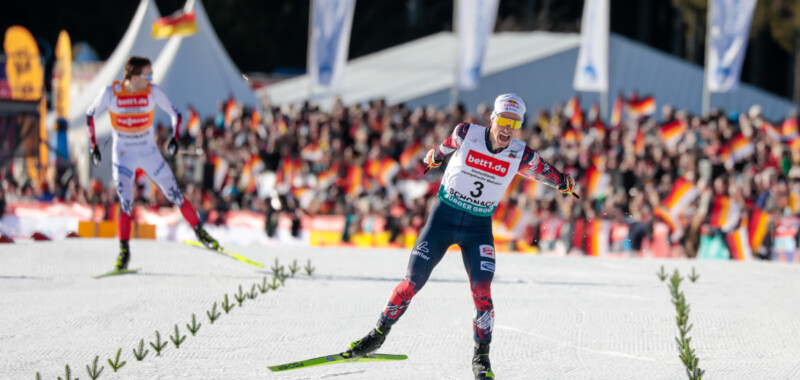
[450,0,459,108]
[702,1,712,116]
[600,0,609,120]
[307,0,315,102]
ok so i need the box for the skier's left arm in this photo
[517,146,575,196]
[152,84,181,155]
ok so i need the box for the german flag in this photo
[761,121,781,140]
[726,227,752,261]
[634,128,645,157]
[790,137,800,153]
[709,196,741,232]
[609,95,623,128]
[564,96,583,128]
[592,119,606,140]
[344,165,363,196]
[585,165,610,200]
[748,207,769,252]
[654,177,699,233]
[277,158,302,187]
[152,11,198,39]
[213,156,229,192]
[250,107,261,132]
[239,155,263,194]
[363,159,380,192]
[625,95,656,118]
[377,158,400,187]
[782,118,798,141]
[660,119,687,149]
[563,128,582,145]
[399,141,424,169]
[720,133,755,165]
[585,219,611,257]
[317,163,339,189]
[187,108,200,136]
[661,177,698,213]
[224,97,238,128]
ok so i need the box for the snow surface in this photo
[2,240,800,379]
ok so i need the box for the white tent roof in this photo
[68,0,257,185]
[257,31,580,110]
[66,0,164,186]
[68,0,165,129]
[152,0,258,120]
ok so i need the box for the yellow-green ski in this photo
[268,353,407,372]
[183,240,264,268]
[93,268,141,279]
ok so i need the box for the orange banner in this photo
[54,30,71,121]
[39,96,47,167]
[3,26,43,101]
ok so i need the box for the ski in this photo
[93,268,141,279]
[268,352,407,372]
[183,240,264,268]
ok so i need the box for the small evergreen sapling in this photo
[107,348,126,372]
[304,259,315,276]
[271,259,282,276]
[234,285,247,306]
[248,284,258,299]
[57,364,76,380]
[688,267,700,283]
[187,313,201,335]
[207,302,221,324]
[258,276,269,294]
[132,339,149,361]
[222,294,234,313]
[269,276,280,290]
[657,265,668,281]
[170,324,187,348]
[150,331,168,356]
[288,259,300,277]
[85,356,103,379]
[669,270,705,380]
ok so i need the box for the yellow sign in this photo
[54,30,71,120]
[3,26,43,101]
[39,96,48,167]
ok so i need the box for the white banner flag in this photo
[707,0,757,93]
[573,0,609,92]
[456,0,499,91]
[308,0,356,93]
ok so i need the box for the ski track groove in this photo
[3,240,800,379]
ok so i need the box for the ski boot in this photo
[194,225,219,250]
[115,240,131,271]
[473,342,494,379]
[344,320,392,358]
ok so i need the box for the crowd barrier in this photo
[1,202,798,262]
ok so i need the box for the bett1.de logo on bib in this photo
[466,150,509,177]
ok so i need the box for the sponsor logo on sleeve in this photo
[480,261,495,273]
[479,245,495,258]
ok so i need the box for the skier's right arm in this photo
[424,122,470,168]
[86,86,112,149]
[86,86,112,165]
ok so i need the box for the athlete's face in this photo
[132,65,153,90]
[489,111,521,149]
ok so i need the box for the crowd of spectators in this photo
[2,93,800,258]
